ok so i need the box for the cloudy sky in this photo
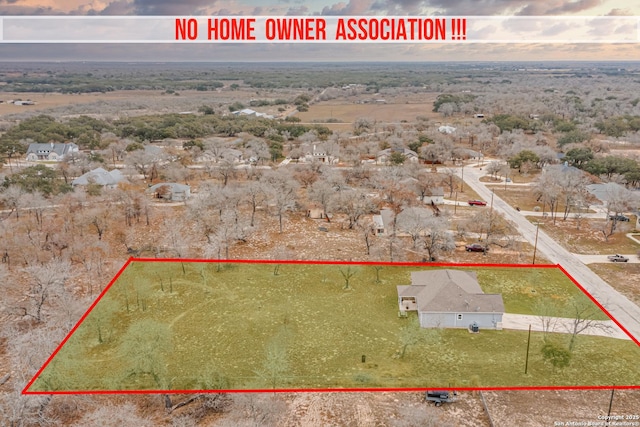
[0,0,639,61]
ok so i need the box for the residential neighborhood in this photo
[1,61,640,426]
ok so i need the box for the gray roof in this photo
[397,269,504,314]
[72,168,126,187]
[586,182,634,203]
[148,182,190,193]
[379,208,395,230]
[377,147,418,158]
[425,187,444,197]
[26,142,78,157]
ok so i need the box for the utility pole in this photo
[532,223,540,264]
[454,192,458,214]
[525,324,532,374]
[460,164,465,192]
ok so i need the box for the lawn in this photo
[26,261,640,392]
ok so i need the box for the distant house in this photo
[422,187,444,205]
[72,167,126,189]
[397,269,504,329]
[300,143,339,164]
[307,207,331,220]
[438,125,456,134]
[372,209,395,236]
[26,142,79,162]
[376,147,418,164]
[373,207,435,236]
[232,108,274,119]
[148,183,191,202]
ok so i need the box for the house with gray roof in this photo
[148,183,191,202]
[26,142,79,162]
[373,207,437,236]
[397,269,504,330]
[72,167,127,189]
[376,147,418,164]
[422,187,444,205]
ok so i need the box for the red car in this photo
[468,200,487,206]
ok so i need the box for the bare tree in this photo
[534,299,561,340]
[71,403,153,427]
[563,297,613,352]
[255,329,290,390]
[125,148,167,182]
[0,185,27,220]
[262,170,299,233]
[22,260,72,323]
[333,190,376,230]
[602,184,637,240]
[244,181,267,228]
[339,265,358,290]
[119,319,172,388]
[308,180,336,223]
[419,216,456,261]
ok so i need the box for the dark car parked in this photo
[465,243,488,252]
[609,214,630,222]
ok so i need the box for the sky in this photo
[0,0,639,61]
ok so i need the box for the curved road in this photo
[455,165,640,342]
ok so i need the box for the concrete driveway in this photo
[501,313,630,340]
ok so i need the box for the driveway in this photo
[453,165,640,342]
[501,313,630,340]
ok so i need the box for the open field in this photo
[296,90,444,129]
[27,261,638,393]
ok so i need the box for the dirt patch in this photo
[532,217,639,255]
[589,263,640,306]
[484,389,640,427]
[297,96,440,125]
[283,391,490,427]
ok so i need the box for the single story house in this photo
[372,208,395,236]
[376,147,418,164]
[422,187,444,205]
[373,207,436,237]
[72,167,127,189]
[300,143,339,164]
[232,108,274,119]
[26,142,79,162]
[148,183,191,202]
[397,269,504,329]
[438,125,456,134]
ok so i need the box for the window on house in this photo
[457,314,463,320]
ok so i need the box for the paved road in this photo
[518,210,607,220]
[573,254,640,264]
[501,313,630,340]
[455,165,640,342]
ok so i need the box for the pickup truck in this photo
[607,254,629,262]
[468,200,487,206]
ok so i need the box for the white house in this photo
[397,269,504,330]
[26,142,79,162]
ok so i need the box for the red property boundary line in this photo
[22,258,640,395]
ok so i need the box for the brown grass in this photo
[589,263,640,306]
[527,216,639,255]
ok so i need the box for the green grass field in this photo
[27,262,640,392]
